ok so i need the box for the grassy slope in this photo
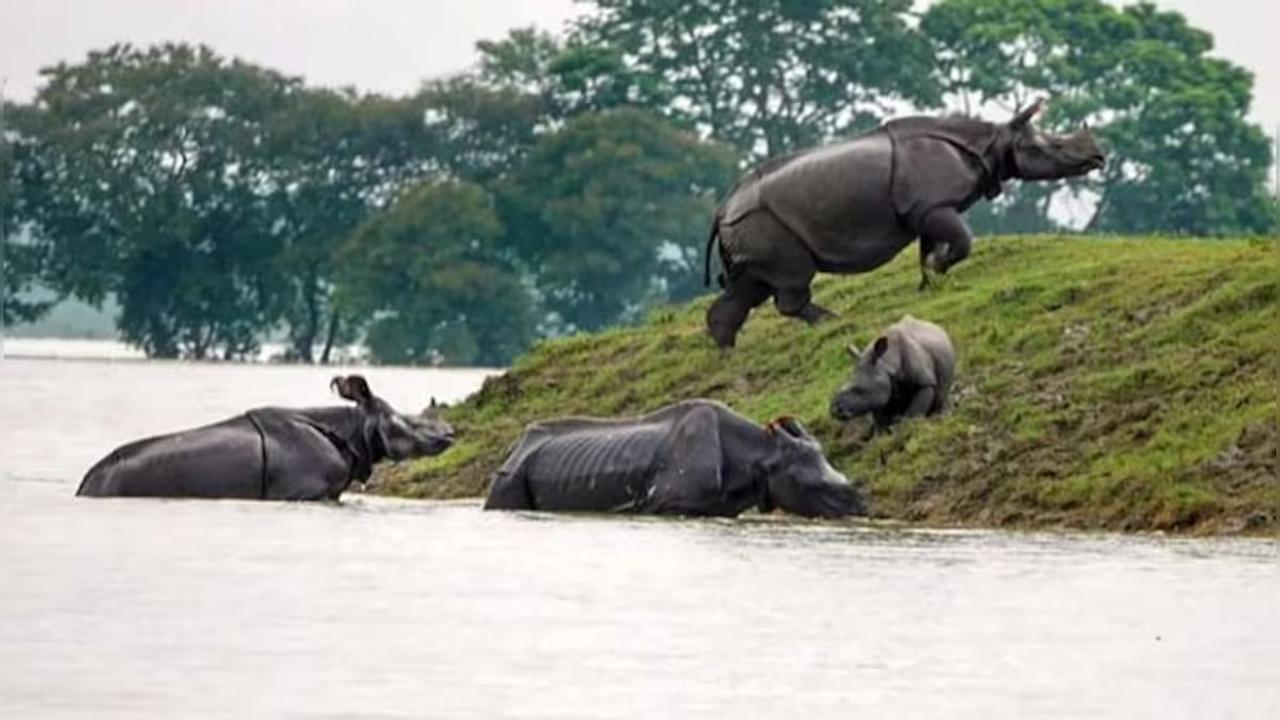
[374,236,1279,535]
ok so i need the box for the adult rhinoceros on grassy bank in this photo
[77,375,454,500]
[484,400,864,518]
[703,100,1105,348]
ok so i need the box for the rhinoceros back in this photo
[522,423,668,511]
[753,131,912,271]
[76,416,263,498]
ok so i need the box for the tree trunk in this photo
[1085,172,1117,233]
[291,269,321,363]
[320,310,340,365]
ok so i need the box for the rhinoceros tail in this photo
[703,219,720,288]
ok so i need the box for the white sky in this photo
[0,0,1276,137]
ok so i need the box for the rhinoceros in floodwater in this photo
[703,100,1105,348]
[484,400,865,518]
[831,315,956,433]
[77,375,454,500]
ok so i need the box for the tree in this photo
[414,76,549,184]
[572,0,939,159]
[924,0,1275,236]
[335,181,536,366]
[1,101,56,325]
[24,43,298,358]
[477,26,642,121]
[263,88,432,362]
[500,109,738,332]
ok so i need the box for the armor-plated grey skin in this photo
[484,400,865,518]
[76,375,454,500]
[831,316,956,432]
[704,100,1105,348]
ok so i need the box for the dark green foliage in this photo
[923,0,1275,236]
[336,181,536,366]
[2,102,54,325]
[264,89,431,362]
[6,0,1276,363]
[23,44,296,358]
[499,109,739,332]
[571,0,940,158]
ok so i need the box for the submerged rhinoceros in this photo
[484,400,865,518]
[830,315,955,432]
[703,100,1105,347]
[77,375,453,500]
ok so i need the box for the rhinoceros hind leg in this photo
[774,286,836,326]
[706,275,772,349]
[798,302,837,325]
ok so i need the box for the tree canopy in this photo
[571,0,940,158]
[3,2,1274,364]
[924,0,1275,236]
[500,108,738,331]
[336,181,535,366]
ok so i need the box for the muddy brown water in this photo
[1,354,1277,718]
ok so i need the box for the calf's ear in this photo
[870,336,890,361]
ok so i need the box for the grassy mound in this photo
[372,236,1279,535]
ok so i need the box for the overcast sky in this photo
[1,0,1276,136]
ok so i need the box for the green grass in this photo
[372,235,1280,535]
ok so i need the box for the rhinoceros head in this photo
[760,417,865,518]
[331,375,454,460]
[830,337,893,421]
[1007,98,1106,181]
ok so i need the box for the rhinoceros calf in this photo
[831,315,956,432]
[77,375,454,500]
[704,100,1105,348]
[484,400,865,518]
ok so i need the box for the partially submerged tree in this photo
[1,101,56,325]
[335,181,536,366]
[24,44,298,358]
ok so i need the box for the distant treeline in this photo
[2,0,1275,364]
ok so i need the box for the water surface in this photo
[1,356,1277,718]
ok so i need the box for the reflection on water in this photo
[1,357,1278,718]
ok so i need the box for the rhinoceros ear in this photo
[1010,97,1046,129]
[870,336,890,361]
[332,374,373,408]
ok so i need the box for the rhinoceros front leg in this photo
[917,207,974,291]
[902,386,937,420]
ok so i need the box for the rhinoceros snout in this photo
[830,394,859,421]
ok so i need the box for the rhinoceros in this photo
[77,375,454,500]
[703,100,1105,347]
[830,315,956,432]
[484,400,864,518]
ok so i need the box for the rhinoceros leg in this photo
[706,274,772,349]
[917,208,974,290]
[740,211,837,323]
[775,286,836,326]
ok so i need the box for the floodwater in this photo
[1,351,1278,718]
